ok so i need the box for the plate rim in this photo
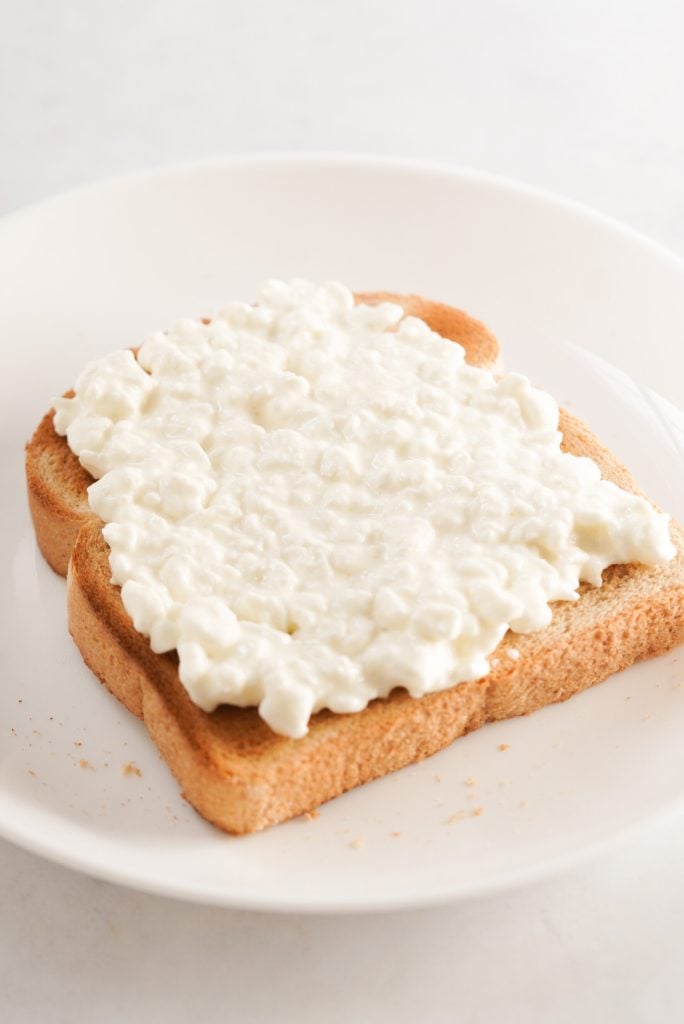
[1,150,683,278]
[1,790,683,913]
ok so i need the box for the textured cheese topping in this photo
[53,280,675,737]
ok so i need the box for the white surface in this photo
[3,156,684,916]
[2,1,684,1020]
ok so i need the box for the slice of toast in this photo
[26,295,684,833]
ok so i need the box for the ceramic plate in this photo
[1,155,684,912]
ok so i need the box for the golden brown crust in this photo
[25,294,684,833]
[354,291,500,370]
[66,509,684,833]
[25,405,97,576]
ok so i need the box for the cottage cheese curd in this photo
[53,280,675,737]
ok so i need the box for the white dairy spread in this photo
[53,280,675,737]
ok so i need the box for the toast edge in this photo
[26,408,96,576]
[67,518,684,834]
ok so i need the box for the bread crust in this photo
[26,398,97,576]
[25,295,684,833]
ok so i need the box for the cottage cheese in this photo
[53,280,675,737]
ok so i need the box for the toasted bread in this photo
[25,295,684,833]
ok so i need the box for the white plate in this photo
[1,155,684,913]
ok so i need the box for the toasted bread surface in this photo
[25,294,684,833]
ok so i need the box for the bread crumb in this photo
[304,809,320,821]
[73,741,82,748]
[78,759,94,770]
[507,648,520,661]
[390,831,402,838]
[472,807,484,817]
[433,773,441,783]
[465,776,477,787]
[350,837,365,850]
[498,743,510,751]
[28,769,36,777]
[446,812,465,824]
[122,761,142,777]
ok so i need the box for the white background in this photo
[2,1,684,1021]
